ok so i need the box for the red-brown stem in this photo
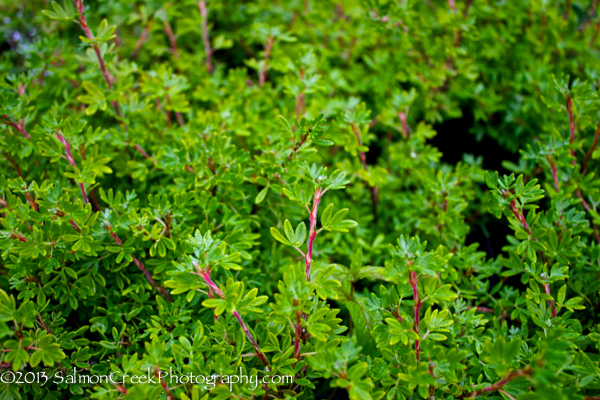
[38,314,50,334]
[448,0,456,11]
[134,143,155,164]
[165,94,183,127]
[24,193,38,212]
[207,290,219,322]
[233,310,270,368]
[57,131,88,205]
[544,283,556,318]
[583,122,600,174]
[114,384,127,394]
[409,269,421,362]
[577,190,600,244]
[197,266,270,368]
[397,112,409,139]
[69,218,81,233]
[163,20,179,59]
[129,22,151,60]
[468,306,494,313]
[469,366,533,397]
[510,200,530,232]
[510,200,556,315]
[3,151,23,178]
[293,310,302,359]
[132,257,173,302]
[566,96,576,165]
[73,1,152,161]
[286,132,309,163]
[3,115,31,140]
[305,187,325,281]
[259,36,275,86]
[547,155,559,192]
[156,364,174,400]
[105,224,171,301]
[591,0,600,15]
[74,1,114,90]
[198,1,213,74]
[175,112,184,127]
[295,92,306,123]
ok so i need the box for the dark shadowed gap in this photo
[431,107,519,261]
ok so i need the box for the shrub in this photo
[1,1,600,399]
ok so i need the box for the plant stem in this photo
[409,269,421,362]
[156,364,174,400]
[105,224,172,301]
[73,0,153,162]
[199,1,213,74]
[566,96,576,165]
[3,151,23,178]
[469,365,532,397]
[57,131,88,205]
[510,200,530,231]
[510,200,556,316]
[132,258,173,302]
[305,187,325,281]
[197,266,270,368]
[397,111,409,139]
[544,283,557,318]
[2,115,30,140]
[163,20,179,59]
[129,21,151,60]
[259,36,274,86]
[576,190,600,244]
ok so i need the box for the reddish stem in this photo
[544,283,557,318]
[3,151,23,178]
[233,310,270,368]
[510,200,530,232]
[73,1,152,161]
[134,143,155,164]
[566,96,576,165]
[156,365,174,400]
[197,266,270,368]
[577,190,600,244]
[305,187,324,281]
[199,1,213,74]
[24,193,38,212]
[259,36,275,86]
[132,258,173,302]
[129,22,151,60]
[3,115,31,140]
[163,20,179,59]
[207,290,219,322]
[397,112,409,139]
[105,224,171,301]
[57,131,88,205]
[409,269,421,362]
[38,314,50,334]
[469,366,533,397]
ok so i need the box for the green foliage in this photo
[1,0,600,399]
